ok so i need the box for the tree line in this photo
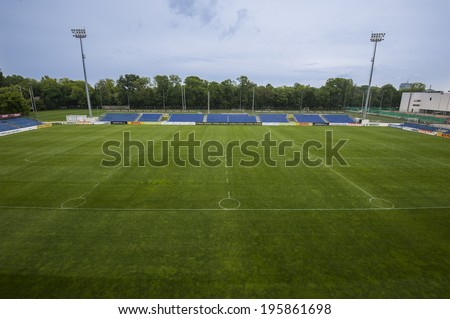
[0,68,427,115]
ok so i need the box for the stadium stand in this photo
[259,114,289,123]
[0,123,15,132]
[6,117,42,128]
[138,113,162,122]
[0,117,42,132]
[168,114,204,122]
[228,114,257,123]
[322,114,355,123]
[294,114,326,123]
[101,113,140,122]
[206,114,229,123]
[400,123,450,134]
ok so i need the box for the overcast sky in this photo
[1,0,449,90]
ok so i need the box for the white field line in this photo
[81,183,100,199]
[226,168,231,199]
[0,205,449,212]
[59,167,120,208]
[327,167,375,199]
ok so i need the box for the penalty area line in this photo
[328,167,374,199]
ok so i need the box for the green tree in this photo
[323,78,354,109]
[0,69,4,87]
[117,74,150,107]
[273,86,290,109]
[154,75,170,109]
[166,75,182,108]
[69,81,90,107]
[292,83,316,110]
[95,79,118,106]
[40,76,63,109]
[380,84,398,110]
[0,86,29,115]
[236,75,255,109]
[207,81,221,109]
[411,82,426,92]
[3,74,25,87]
[220,79,238,109]
[185,76,208,108]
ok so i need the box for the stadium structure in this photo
[400,92,450,116]
[0,109,449,299]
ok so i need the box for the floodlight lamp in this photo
[370,32,385,42]
[71,28,87,38]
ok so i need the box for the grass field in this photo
[0,124,449,298]
[30,109,106,121]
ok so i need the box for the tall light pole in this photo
[252,86,255,114]
[363,32,385,120]
[180,81,186,110]
[71,28,93,118]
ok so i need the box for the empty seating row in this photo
[259,114,288,123]
[401,123,450,134]
[228,114,257,123]
[322,114,355,123]
[5,117,42,127]
[98,113,357,125]
[206,114,228,123]
[168,114,204,122]
[0,123,15,132]
[206,114,258,123]
[294,114,326,123]
[101,113,140,122]
[139,113,162,122]
[0,117,42,132]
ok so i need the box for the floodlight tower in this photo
[363,32,385,120]
[71,28,93,118]
[181,81,187,110]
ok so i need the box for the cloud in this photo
[221,9,248,39]
[169,0,196,17]
[169,0,218,25]
[2,0,450,90]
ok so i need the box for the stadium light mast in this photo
[180,81,187,110]
[71,28,93,118]
[252,86,255,114]
[363,32,385,120]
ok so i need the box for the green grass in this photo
[0,125,449,298]
[346,111,405,123]
[30,108,105,121]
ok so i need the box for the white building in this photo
[399,92,450,115]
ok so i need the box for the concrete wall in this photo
[399,92,450,114]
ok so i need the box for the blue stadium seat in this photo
[400,123,450,134]
[228,114,257,123]
[0,117,42,133]
[168,114,204,122]
[294,114,326,123]
[206,114,229,123]
[101,113,139,122]
[6,117,42,128]
[139,113,162,122]
[259,114,288,123]
[322,114,355,123]
[0,123,15,132]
